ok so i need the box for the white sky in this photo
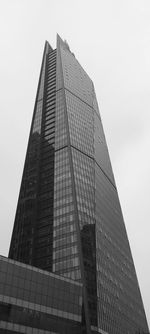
[0,0,150,327]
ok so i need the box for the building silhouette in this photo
[6,35,149,333]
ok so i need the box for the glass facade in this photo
[8,35,149,334]
[0,256,82,334]
[53,147,81,281]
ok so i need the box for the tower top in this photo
[64,39,70,51]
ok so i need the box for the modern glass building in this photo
[8,35,148,334]
[0,255,82,334]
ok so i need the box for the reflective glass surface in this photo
[95,165,148,333]
[66,90,94,156]
[0,256,82,334]
[55,90,67,150]
[61,45,93,106]
[94,111,115,185]
[8,36,149,334]
[53,148,81,281]
[9,46,57,272]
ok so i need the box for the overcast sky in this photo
[0,0,150,327]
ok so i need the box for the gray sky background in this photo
[0,0,150,327]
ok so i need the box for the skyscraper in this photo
[9,35,148,334]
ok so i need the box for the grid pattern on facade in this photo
[94,111,115,185]
[95,164,148,333]
[54,90,67,150]
[34,49,57,271]
[0,256,82,334]
[71,148,95,229]
[66,90,94,156]
[8,35,149,334]
[52,148,81,281]
[8,43,51,265]
[60,44,93,106]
